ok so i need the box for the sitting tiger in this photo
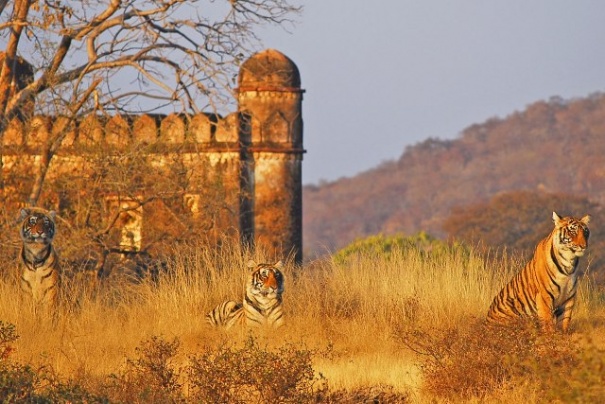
[486,211,590,332]
[206,260,285,330]
[18,208,61,316]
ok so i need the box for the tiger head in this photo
[553,211,590,257]
[19,208,57,245]
[246,260,285,299]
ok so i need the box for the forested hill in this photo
[303,93,605,258]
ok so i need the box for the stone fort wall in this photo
[0,49,304,264]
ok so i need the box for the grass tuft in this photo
[0,239,603,402]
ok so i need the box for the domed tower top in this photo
[235,49,304,264]
[238,49,301,91]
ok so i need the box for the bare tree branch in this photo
[0,0,301,120]
[0,0,9,19]
[27,77,103,206]
[0,0,31,119]
[0,0,301,272]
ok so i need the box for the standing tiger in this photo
[206,260,285,330]
[18,208,61,316]
[486,211,590,332]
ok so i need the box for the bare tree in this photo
[0,0,300,187]
[0,0,300,116]
[0,0,301,278]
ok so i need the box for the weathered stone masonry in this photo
[1,49,305,264]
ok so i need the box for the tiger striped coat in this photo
[486,211,590,332]
[206,260,285,330]
[18,208,61,315]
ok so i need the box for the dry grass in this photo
[1,242,604,402]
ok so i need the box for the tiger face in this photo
[247,260,284,299]
[20,208,57,245]
[553,212,590,258]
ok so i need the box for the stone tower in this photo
[0,49,305,269]
[237,49,305,264]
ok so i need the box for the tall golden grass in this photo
[1,241,604,402]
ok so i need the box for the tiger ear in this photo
[581,215,590,225]
[48,210,57,220]
[552,211,563,226]
[20,208,30,219]
[273,260,284,269]
[247,260,257,269]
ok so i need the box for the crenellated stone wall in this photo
[1,49,305,264]
[2,112,242,151]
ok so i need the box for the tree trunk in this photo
[0,0,32,189]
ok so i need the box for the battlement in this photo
[1,49,305,264]
[2,110,301,154]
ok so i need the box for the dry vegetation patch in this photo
[0,241,604,402]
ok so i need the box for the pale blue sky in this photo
[260,2,605,185]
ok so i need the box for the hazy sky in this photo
[259,2,605,185]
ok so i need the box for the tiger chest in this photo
[550,271,578,308]
[21,265,57,300]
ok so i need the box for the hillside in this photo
[303,93,605,257]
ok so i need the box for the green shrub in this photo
[38,380,110,404]
[0,321,108,403]
[103,335,183,403]
[188,336,326,403]
[0,323,330,403]
[0,363,39,403]
[535,334,605,403]
[0,321,35,402]
[0,321,18,362]
[398,321,605,401]
[333,232,467,265]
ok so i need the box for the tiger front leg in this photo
[555,297,576,333]
[535,294,556,333]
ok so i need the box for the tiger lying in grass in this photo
[206,260,285,330]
